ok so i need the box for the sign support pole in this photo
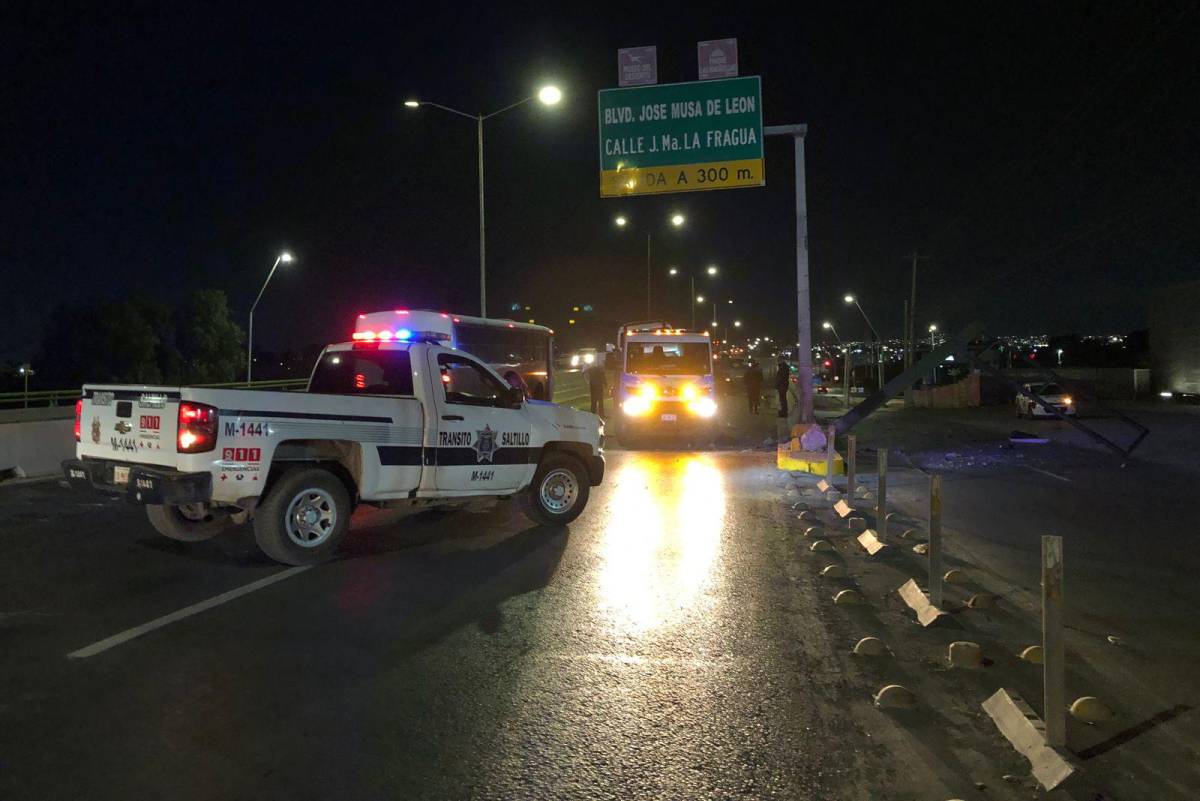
[764,124,811,423]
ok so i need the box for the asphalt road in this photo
[0,449,888,801]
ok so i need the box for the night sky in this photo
[4,2,1198,360]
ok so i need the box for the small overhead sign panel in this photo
[598,76,764,197]
[618,46,658,87]
[698,38,738,80]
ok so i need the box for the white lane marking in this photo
[67,566,312,659]
[1027,466,1071,483]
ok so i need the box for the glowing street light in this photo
[668,266,679,276]
[696,295,706,304]
[248,251,295,383]
[405,83,563,317]
[706,264,718,276]
[614,215,627,227]
[671,213,686,227]
[733,320,742,328]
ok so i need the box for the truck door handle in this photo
[441,414,464,421]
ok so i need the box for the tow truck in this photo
[615,325,717,446]
[62,311,604,565]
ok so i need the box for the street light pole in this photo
[248,252,293,384]
[407,85,562,318]
[845,294,883,391]
[822,322,850,409]
[18,364,33,408]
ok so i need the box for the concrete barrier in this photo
[0,418,74,478]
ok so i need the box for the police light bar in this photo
[353,310,452,343]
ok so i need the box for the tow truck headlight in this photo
[570,355,580,367]
[639,383,658,400]
[622,396,651,416]
[688,397,718,418]
[583,353,595,364]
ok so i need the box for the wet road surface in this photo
[0,450,885,800]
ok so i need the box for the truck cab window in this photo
[309,349,414,396]
[437,355,506,407]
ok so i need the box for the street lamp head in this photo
[668,266,679,276]
[279,252,294,263]
[706,265,718,276]
[734,320,742,327]
[696,295,705,304]
[727,299,733,304]
[843,294,855,304]
[614,215,627,227]
[670,213,686,227]
[403,100,420,108]
[537,85,563,106]
[822,321,832,329]
[928,324,938,332]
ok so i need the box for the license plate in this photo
[113,466,130,485]
[660,413,677,422]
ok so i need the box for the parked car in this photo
[1015,382,1076,418]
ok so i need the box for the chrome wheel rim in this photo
[539,468,579,515]
[285,488,337,548]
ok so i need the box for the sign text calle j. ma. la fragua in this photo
[598,75,763,197]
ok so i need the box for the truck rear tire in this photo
[253,467,351,565]
[519,452,590,527]
[146,503,230,542]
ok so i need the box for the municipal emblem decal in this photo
[91,417,101,444]
[472,425,497,463]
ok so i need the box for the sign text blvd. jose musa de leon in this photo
[598,76,764,197]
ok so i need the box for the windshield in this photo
[625,342,711,376]
[308,348,414,395]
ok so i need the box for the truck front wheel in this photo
[253,467,351,565]
[146,503,230,542]
[519,453,590,527]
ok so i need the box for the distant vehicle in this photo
[1015,382,1076,418]
[616,326,717,446]
[62,311,604,566]
[716,355,747,396]
[570,348,599,368]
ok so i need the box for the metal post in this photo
[825,424,835,479]
[22,370,29,408]
[764,124,812,423]
[646,233,652,318]
[477,115,486,318]
[877,448,888,539]
[1043,535,1066,747]
[690,274,696,330]
[846,434,857,500]
[929,474,943,607]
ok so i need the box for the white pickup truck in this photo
[62,336,604,565]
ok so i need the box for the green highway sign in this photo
[597,75,764,197]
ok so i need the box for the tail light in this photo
[74,399,82,442]
[177,402,218,453]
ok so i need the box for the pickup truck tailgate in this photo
[77,385,180,467]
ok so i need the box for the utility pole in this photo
[905,253,920,407]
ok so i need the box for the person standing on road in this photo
[586,362,606,417]
[743,361,763,414]
[774,359,791,418]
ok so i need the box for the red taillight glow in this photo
[74,399,82,442]
[177,402,218,453]
[355,373,367,389]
